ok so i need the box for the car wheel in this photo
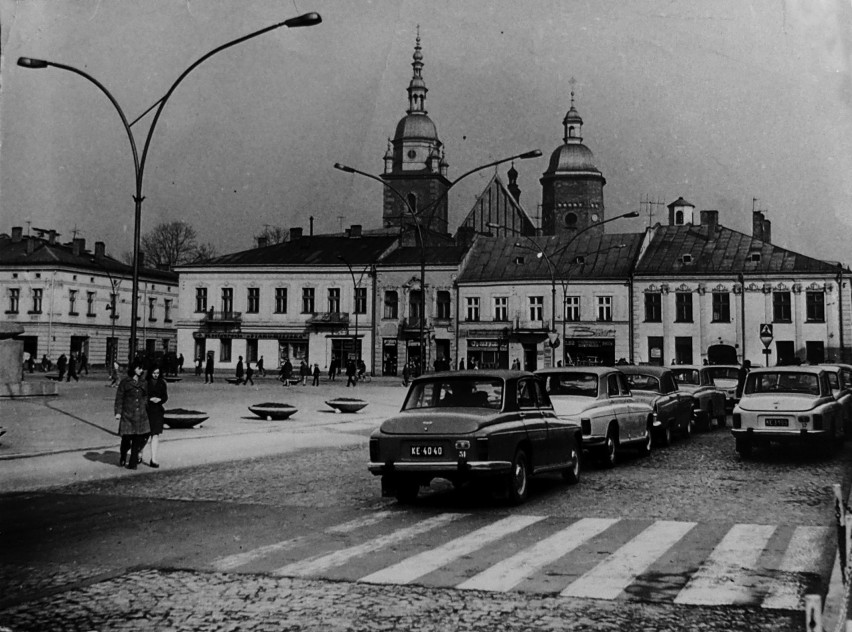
[696,409,711,432]
[683,415,694,438]
[716,411,727,429]
[639,422,653,457]
[562,443,581,485]
[394,478,420,504]
[735,437,752,458]
[507,448,530,504]
[600,428,618,469]
[658,422,672,447]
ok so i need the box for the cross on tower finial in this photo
[569,76,577,104]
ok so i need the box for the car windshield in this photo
[541,373,599,397]
[705,367,739,381]
[745,372,820,396]
[403,378,504,410]
[624,374,660,392]
[671,369,699,385]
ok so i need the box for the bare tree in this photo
[254,225,289,246]
[139,221,214,269]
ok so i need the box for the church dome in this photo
[394,113,439,141]
[546,142,600,174]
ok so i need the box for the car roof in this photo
[411,369,530,383]
[618,365,670,376]
[668,365,703,371]
[748,366,825,375]
[535,366,616,376]
[819,363,852,371]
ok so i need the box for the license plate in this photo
[764,418,789,427]
[410,445,444,457]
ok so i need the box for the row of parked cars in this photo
[368,362,852,504]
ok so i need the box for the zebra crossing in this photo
[210,510,834,610]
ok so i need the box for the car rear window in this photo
[403,379,504,410]
[542,373,598,397]
[706,367,739,381]
[624,374,660,391]
[745,372,820,396]
[671,369,699,385]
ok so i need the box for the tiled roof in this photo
[187,234,399,267]
[635,224,843,276]
[379,245,469,266]
[457,232,643,284]
[0,236,176,282]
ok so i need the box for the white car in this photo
[820,363,852,436]
[731,366,845,458]
[668,365,728,430]
[703,364,741,411]
[536,367,654,468]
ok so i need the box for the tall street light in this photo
[335,149,541,375]
[336,255,372,371]
[488,210,638,366]
[18,12,322,364]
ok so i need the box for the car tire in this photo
[394,478,420,504]
[696,409,711,432]
[562,443,581,485]
[639,421,653,457]
[658,422,672,447]
[599,428,618,469]
[735,437,752,458]
[507,448,530,504]
[716,411,727,429]
[684,415,694,438]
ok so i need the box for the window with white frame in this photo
[302,287,315,313]
[164,299,172,322]
[355,287,367,314]
[529,296,543,322]
[597,296,613,321]
[221,287,233,314]
[328,288,340,313]
[275,287,287,313]
[565,295,580,321]
[466,297,480,322]
[31,288,43,313]
[148,297,156,321]
[7,288,19,313]
[86,291,95,316]
[195,287,207,313]
[69,289,78,315]
[383,290,398,319]
[246,287,260,313]
[220,339,232,363]
[493,296,508,322]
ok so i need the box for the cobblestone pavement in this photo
[0,568,798,632]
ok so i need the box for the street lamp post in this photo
[18,12,322,364]
[334,149,540,375]
[336,255,372,371]
[489,210,638,366]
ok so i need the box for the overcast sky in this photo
[2,0,851,264]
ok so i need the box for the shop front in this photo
[382,338,399,376]
[278,333,310,366]
[564,338,615,366]
[466,338,509,370]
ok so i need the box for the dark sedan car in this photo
[368,370,582,504]
[618,365,695,445]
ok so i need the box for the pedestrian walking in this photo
[57,353,67,381]
[511,358,520,370]
[235,356,245,385]
[66,353,79,382]
[109,357,120,387]
[204,354,215,383]
[41,354,52,372]
[300,360,310,386]
[281,358,293,386]
[80,352,89,375]
[312,363,320,386]
[178,353,185,373]
[195,356,202,377]
[329,357,338,381]
[144,365,168,468]
[114,359,150,469]
[402,362,410,387]
[346,359,357,387]
[257,356,265,377]
[458,358,465,371]
[244,362,254,386]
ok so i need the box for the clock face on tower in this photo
[407,149,417,159]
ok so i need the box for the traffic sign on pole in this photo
[759,323,773,348]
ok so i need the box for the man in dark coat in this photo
[204,355,215,384]
[235,356,245,385]
[57,353,67,381]
[114,360,151,469]
[346,359,357,387]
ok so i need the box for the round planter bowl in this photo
[248,403,298,420]
[325,398,368,413]
[163,409,208,429]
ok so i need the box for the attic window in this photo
[681,254,693,264]
[514,256,525,265]
[750,252,761,262]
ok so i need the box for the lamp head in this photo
[623,211,640,218]
[486,222,500,229]
[284,12,322,27]
[18,57,48,69]
[334,163,355,174]
[518,149,542,159]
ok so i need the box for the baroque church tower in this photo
[381,29,451,235]
[539,87,606,237]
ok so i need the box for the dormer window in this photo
[750,252,762,262]
[681,254,693,264]
[675,211,684,225]
[514,256,525,265]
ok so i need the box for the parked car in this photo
[535,367,654,468]
[731,366,845,457]
[618,365,694,445]
[668,365,728,430]
[820,364,852,436]
[703,364,741,411]
[368,370,582,504]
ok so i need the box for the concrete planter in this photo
[325,397,368,413]
[248,402,298,420]
[163,408,208,429]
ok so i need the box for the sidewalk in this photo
[0,370,406,493]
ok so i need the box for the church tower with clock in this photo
[381,29,451,235]
[539,88,607,237]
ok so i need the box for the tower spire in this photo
[407,26,428,115]
[563,76,583,143]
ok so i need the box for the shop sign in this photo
[468,339,508,351]
[193,331,309,340]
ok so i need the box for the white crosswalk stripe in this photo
[560,520,697,599]
[674,523,777,606]
[762,526,833,610]
[456,517,619,592]
[274,513,467,577]
[360,514,546,585]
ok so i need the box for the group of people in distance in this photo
[113,360,168,470]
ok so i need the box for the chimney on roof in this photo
[72,238,86,256]
[350,224,362,238]
[11,227,23,242]
[48,230,57,244]
[289,227,303,241]
[753,210,772,243]
[94,241,106,257]
[700,210,719,237]
[257,236,268,248]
